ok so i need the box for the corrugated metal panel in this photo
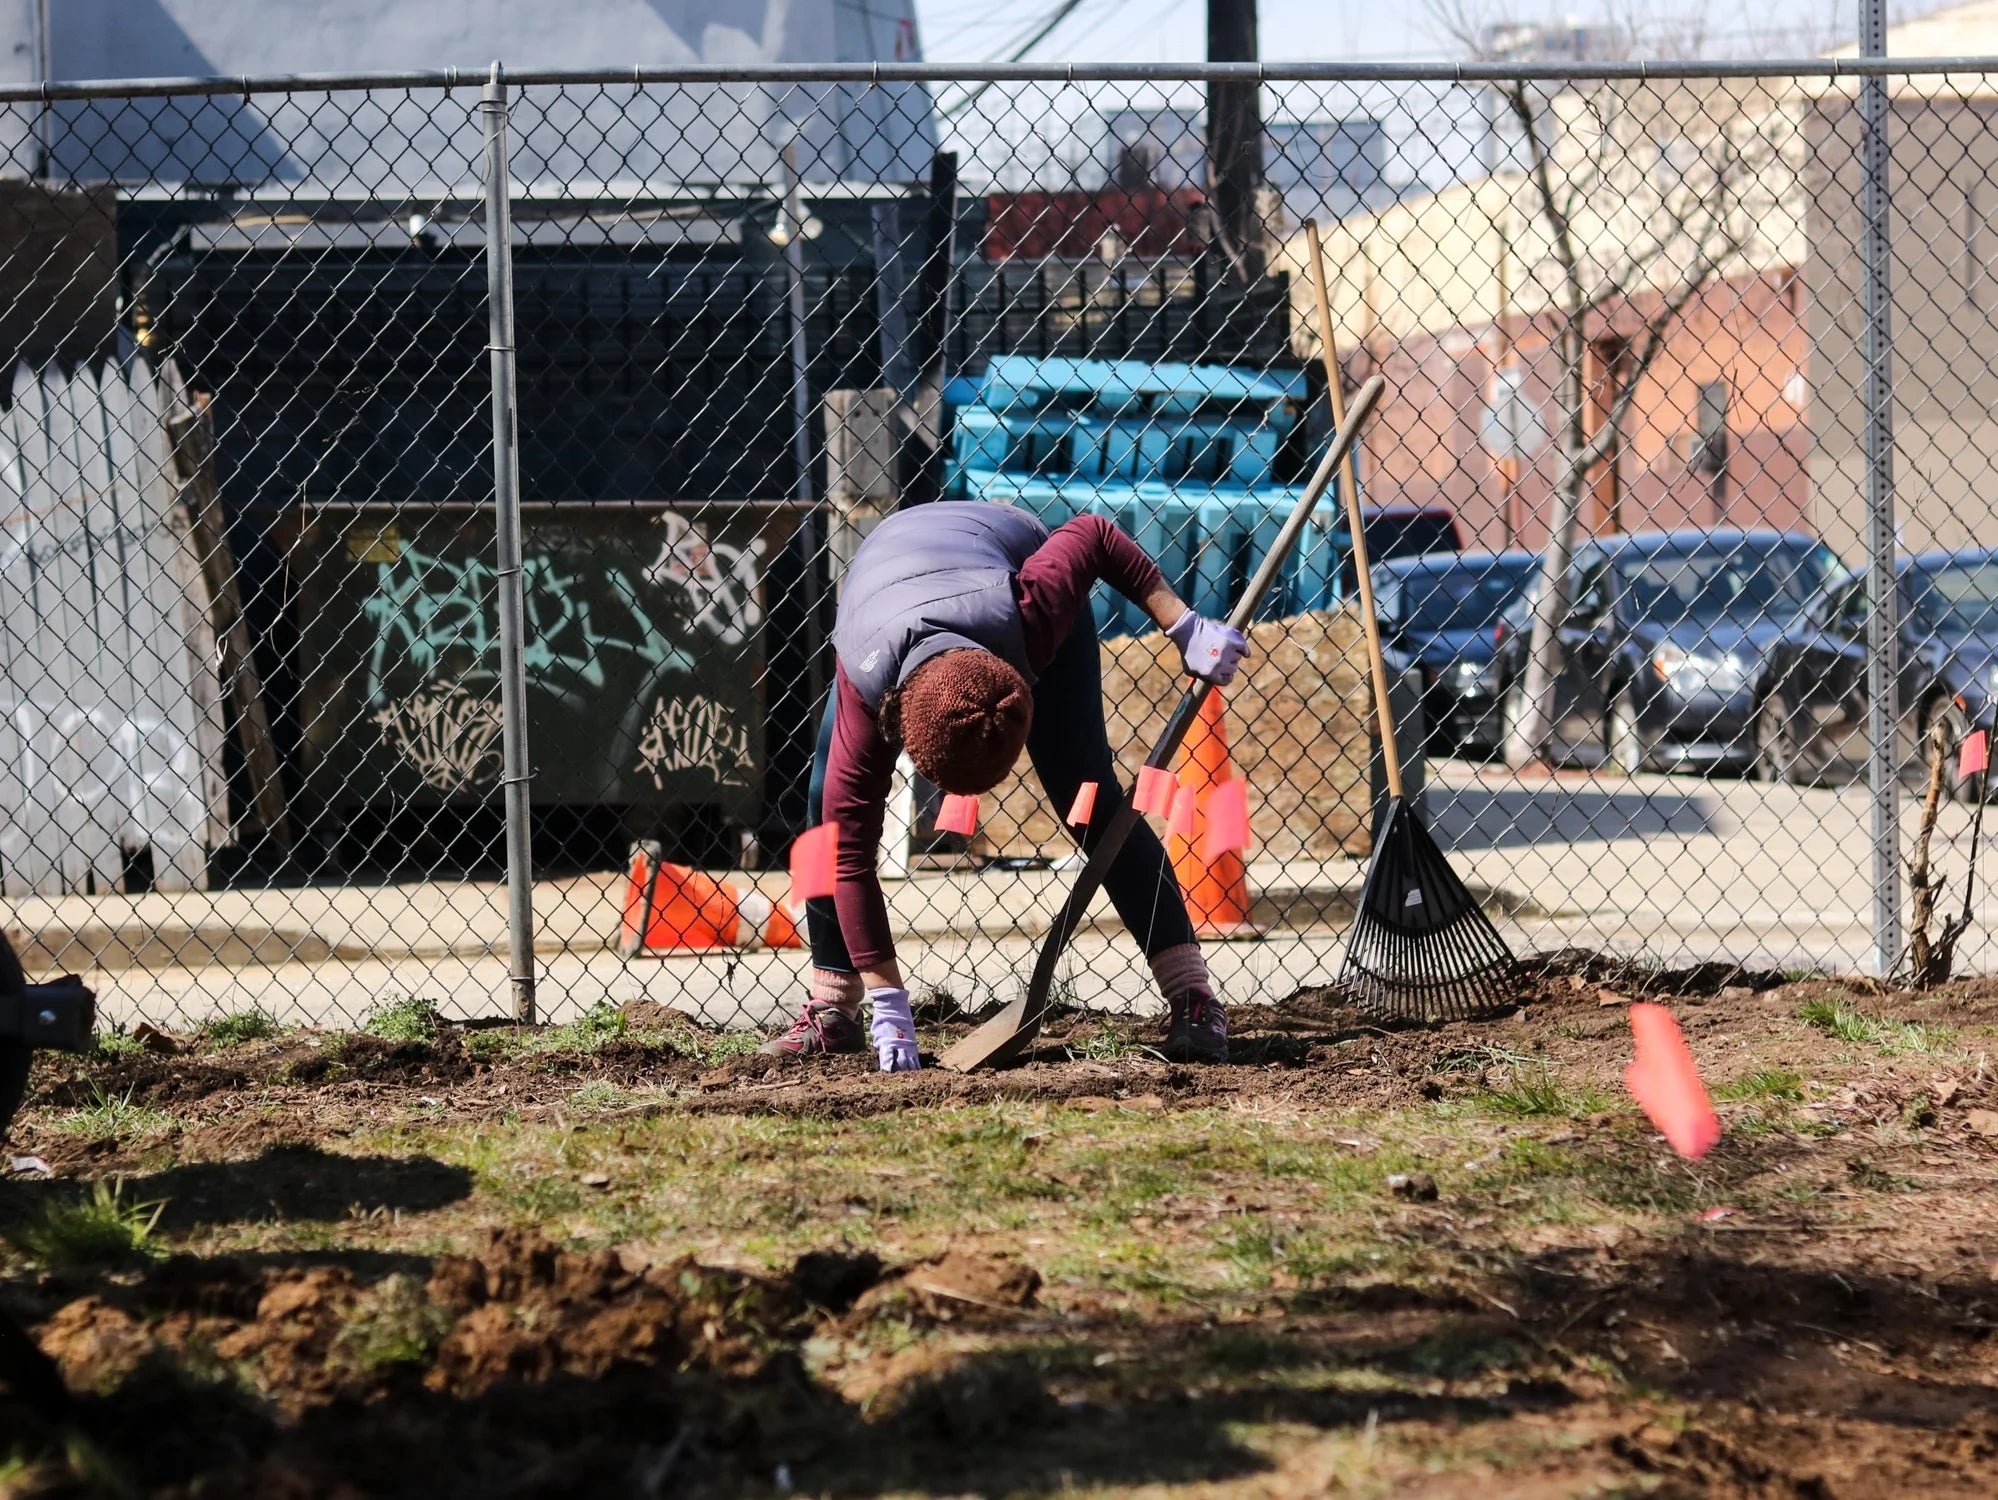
[0,359,225,894]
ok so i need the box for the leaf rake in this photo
[1304,220,1518,1023]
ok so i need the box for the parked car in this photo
[1493,529,1845,772]
[1756,548,1998,798]
[1376,550,1539,756]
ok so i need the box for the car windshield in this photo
[1367,512,1460,560]
[1908,560,1998,637]
[1383,559,1537,634]
[1614,541,1837,626]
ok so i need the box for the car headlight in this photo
[1453,659,1499,692]
[1652,644,1746,695]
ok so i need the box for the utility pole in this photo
[1207,0,1263,284]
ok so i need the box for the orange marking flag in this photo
[1133,765,1175,817]
[1960,728,1989,779]
[1625,1002,1721,1160]
[934,794,979,836]
[1202,779,1251,860]
[1066,781,1098,827]
[789,824,839,902]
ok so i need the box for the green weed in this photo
[362,995,441,1043]
[205,1007,282,1046]
[47,1085,172,1140]
[8,1178,165,1267]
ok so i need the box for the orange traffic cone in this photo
[1169,693,1260,939]
[620,842,805,954]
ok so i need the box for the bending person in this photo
[763,500,1248,1070]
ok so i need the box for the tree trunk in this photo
[1505,319,1591,767]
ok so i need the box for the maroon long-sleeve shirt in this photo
[824,514,1165,969]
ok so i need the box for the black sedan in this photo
[1756,549,1998,798]
[1375,550,1539,756]
[1494,529,1845,772]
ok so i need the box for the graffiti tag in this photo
[372,685,504,790]
[360,545,700,706]
[642,514,765,646]
[633,694,753,790]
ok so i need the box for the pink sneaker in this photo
[760,999,865,1058]
[1163,991,1229,1063]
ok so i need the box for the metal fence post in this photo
[483,62,536,1023]
[1859,2,1900,978]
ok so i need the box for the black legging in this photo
[805,614,1197,973]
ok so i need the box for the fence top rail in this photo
[6,55,1998,103]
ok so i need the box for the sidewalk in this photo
[34,760,1992,1033]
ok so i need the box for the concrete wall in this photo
[0,0,937,189]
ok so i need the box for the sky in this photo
[917,0,1886,66]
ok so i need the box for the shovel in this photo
[939,375,1387,1072]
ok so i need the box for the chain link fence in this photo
[0,59,1993,1033]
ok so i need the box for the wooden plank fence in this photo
[0,358,228,895]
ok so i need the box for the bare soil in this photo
[2,951,1996,1497]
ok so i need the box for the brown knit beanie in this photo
[893,649,1033,795]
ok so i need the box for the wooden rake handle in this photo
[1304,219,1403,799]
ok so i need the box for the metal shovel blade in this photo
[936,993,1038,1072]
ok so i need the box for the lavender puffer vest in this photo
[834,501,1050,709]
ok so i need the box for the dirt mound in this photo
[424,1228,804,1391]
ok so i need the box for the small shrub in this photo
[331,1273,453,1374]
[205,1008,282,1046]
[92,1027,147,1059]
[9,1179,164,1267]
[362,996,441,1043]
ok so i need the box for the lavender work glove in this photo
[1166,610,1250,686]
[868,986,921,1072]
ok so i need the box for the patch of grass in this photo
[1797,997,1958,1056]
[205,1007,283,1046]
[46,1085,173,1139]
[1845,1156,1916,1193]
[331,1273,453,1374]
[1714,1069,1804,1103]
[8,1179,164,1267]
[1482,1071,1608,1119]
[1389,1327,1525,1380]
[568,1079,639,1113]
[362,995,441,1043]
[651,1026,762,1068]
[1064,1023,1165,1064]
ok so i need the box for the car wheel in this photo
[1606,685,1648,775]
[1754,691,1801,785]
[0,931,29,1136]
[1917,696,1977,803]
